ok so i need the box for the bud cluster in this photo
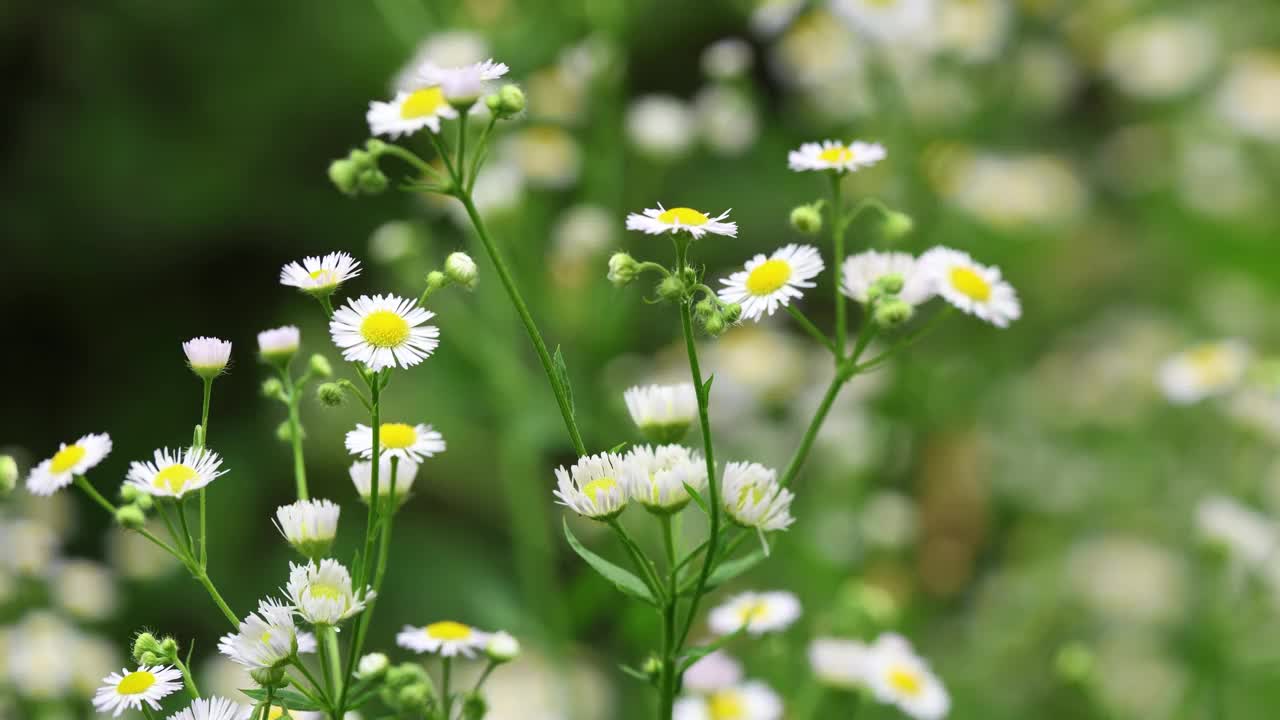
[695,296,742,337]
[484,84,526,120]
[867,273,914,328]
[329,141,391,197]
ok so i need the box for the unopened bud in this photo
[789,204,823,235]
[444,252,479,290]
[425,270,449,293]
[0,455,16,497]
[357,167,389,195]
[721,303,743,324]
[115,504,146,530]
[642,655,663,680]
[657,275,687,302]
[261,378,285,400]
[329,159,359,196]
[873,298,914,327]
[138,650,164,666]
[694,298,716,321]
[485,632,520,663]
[871,272,905,296]
[701,315,726,336]
[308,354,333,378]
[1055,643,1094,685]
[276,421,296,443]
[251,666,287,688]
[317,383,346,408]
[357,652,389,679]
[398,684,431,713]
[364,139,388,155]
[486,84,526,119]
[132,633,163,664]
[881,211,914,239]
[462,692,489,720]
[607,252,641,287]
[159,637,178,656]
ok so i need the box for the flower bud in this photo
[357,167,389,195]
[1055,643,1094,685]
[0,455,16,497]
[881,211,914,239]
[329,159,359,196]
[397,684,431,713]
[357,652,389,679]
[607,252,641,287]
[364,138,388,155]
[694,298,716,322]
[115,504,146,530]
[721,303,743,324]
[132,633,164,664]
[642,655,663,681]
[251,666,287,688]
[261,378,285,401]
[871,272,905,296]
[657,274,687,302]
[462,692,489,720]
[308,354,333,378]
[485,632,520,663]
[486,84,526,119]
[138,650,164,666]
[873,298,914,328]
[444,252,479,290]
[425,270,449,293]
[159,637,178,655]
[789,204,823,235]
[701,314,726,336]
[276,421,297,443]
[317,383,346,408]
[385,663,431,690]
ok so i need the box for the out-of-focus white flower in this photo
[504,126,582,188]
[809,636,871,688]
[860,491,919,549]
[626,95,696,160]
[701,38,754,79]
[936,0,1010,63]
[367,87,457,138]
[1176,139,1264,217]
[624,384,698,443]
[841,251,934,307]
[937,150,1087,227]
[683,651,744,693]
[1103,17,1217,99]
[770,10,864,89]
[5,611,79,700]
[416,59,509,104]
[349,457,420,504]
[280,252,362,296]
[1195,495,1279,568]
[394,32,490,91]
[831,0,936,45]
[107,519,180,580]
[919,247,1021,328]
[50,560,117,622]
[25,433,112,497]
[463,160,526,219]
[788,140,885,173]
[1216,51,1280,142]
[1015,42,1080,114]
[1157,340,1251,405]
[369,221,419,265]
[471,648,613,720]
[1066,536,1186,623]
[695,86,760,156]
[707,591,802,636]
[551,204,614,268]
[70,633,122,697]
[0,518,60,575]
[673,681,783,720]
[751,0,805,36]
[865,634,950,720]
[1093,636,1187,720]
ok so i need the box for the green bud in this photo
[444,252,479,290]
[251,666,287,688]
[356,652,389,679]
[134,493,153,511]
[462,692,489,720]
[872,272,905,295]
[385,663,431,691]
[855,583,899,627]
[485,631,520,663]
[789,204,823,235]
[120,484,142,503]
[657,274,687,302]
[138,650,164,666]
[607,252,642,287]
[132,633,163,664]
[1055,643,1094,685]
[308,354,333,378]
[115,504,146,530]
[348,148,373,169]
[873,298,914,328]
[397,684,431,713]
[0,455,17,497]
[261,377,285,400]
[364,138,388,155]
[357,167,389,195]
[317,382,346,408]
[276,421,297,443]
[328,159,359,196]
[881,211,914,239]
[642,655,663,681]
[159,637,178,656]
[493,84,526,118]
[426,270,449,293]
[701,315,726,336]
[694,298,716,321]
[721,303,743,324]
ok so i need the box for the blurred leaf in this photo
[563,518,656,606]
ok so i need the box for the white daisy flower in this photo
[274,499,340,559]
[183,337,233,378]
[624,384,698,443]
[396,621,492,658]
[167,696,253,720]
[416,59,509,104]
[485,631,521,662]
[717,244,825,321]
[284,559,373,626]
[831,0,936,44]
[673,681,784,720]
[865,633,950,720]
[625,204,737,239]
[125,447,226,499]
[25,433,112,496]
[683,650,744,693]
[707,591,802,636]
[626,95,697,159]
[809,636,872,689]
[788,140,886,173]
[918,246,1021,327]
[349,457,420,504]
[92,665,183,717]
[344,422,446,463]
[622,444,708,514]
[217,599,299,670]
[1157,340,1251,405]
[279,252,362,296]
[842,251,935,306]
[257,326,300,361]
[367,86,459,138]
[720,461,795,531]
[329,294,440,371]
[553,452,630,520]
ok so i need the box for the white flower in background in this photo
[1216,51,1280,143]
[329,294,439,371]
[919,247,1021,327]
[552,204,614,263]
[126,447,226,499]
[394,31,490,91]
[417,59,509,104]
[218,599,299,669]
[788,140,886,173]
[70,633,123,697]
[842,251,935,306]
[751,0,804,36]
[367,87,458,138]
[280,252,362,296]
[168,696,253,720]
[275,499,341,558]
[720,461,796,531]
[345,422,445,464]
[25,433,112,496]
[1103,16,1216,100]
[718,244,824,321]
[463,160,526,218]
[938,151,1087,227]
[504,125,582,189]
[369,221,419,264]
[50,559,118,622]
[831,0,936,44]
[708,591,802,636]
[623,444,708,513]
[701,38,754,79]
[1066,536,1186,623]
[285,559,373,625]
[93,665,183,717]
[936,0,1010,63]
[0,518,59,576]
[673,681,783,720]
[625,383,698,443]
[1195,495,1279,568]
[183,337,232,378]
[1157,340,1251,405]
[860,490,919,549]
[397,621,491,658]
[809,636,872,688]
[683,651,744,693]
[865,634,950,720]
[627,205,737,240]
[1176,139,1264,218]
[695,86,761,156]
[770,9,865,91]
[1015,42,1081,114]
[357,652,390,678]
[349,457,420,503]
[257,325,300,361]
[625,95,696,159]
[553,452,630,520]
[4,610,79,699]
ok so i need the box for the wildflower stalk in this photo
[278,365,310,500]
[830,173,849,355]
[659,514,679,720]
[198,376,212,568]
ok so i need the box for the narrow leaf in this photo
[619,663,651,683]
[683,482,709,516]
[701,373,715,398]
[679,549,767,596]
[240,688,325,712]
[553,346,575,416]
[609,441,631,454]
[563,518,656,606]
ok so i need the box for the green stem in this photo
[659,515,678,720]
[359,373,383,588]
[175,656,201,699]
[198,377,212,567]
[829,173,848,356]
[456,110,470,187]
[177,498,196,558]
[466,115,498,193]
[470,660,498,692]
[280,367,309,501]
[199,377,212,445]
[442,656,454,719]
[608,520,665,603]
[291,658,331,707]
[194,569,240,627]
[320,626,345,711]
[779,374,844,488]
[786,305,837,355]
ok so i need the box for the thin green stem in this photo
[829,173,848,356]
[279,367,309,501]
[660,515,677,571]
[779,374,844,488]
[317,294,335,319]
[378,143,446,184]
[427,131,460,185]
[175,656,201,699]
[291,657,331,708]
[470,660,498,692]
[608,520,665,603]
[198,377,212,567]
[194,569,240,627]
[466,115,498,193]
[199,377,212,445]
[442,656,454,719]
[359,374,383,588]
[177,497,196,559]
[786,305,837,355]
[320,625,344,709]
[456,110,470,188]
[659,515,679,720]
[73,475,116,514]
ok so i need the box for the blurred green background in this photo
[4,0,1280,718]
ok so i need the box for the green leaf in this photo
[553,346,575,416]
[609,441,631,454]
[679,549,767,596]
[683,482,709,516]
[240,688,326,712]
[619,663,651,683]
[563,518,656,606]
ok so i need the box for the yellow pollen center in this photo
[582,478,618,504]
[949,266,991,301]
[819,145,854,163]
[401,86,447,120]
[1188,346,1230,385]
[708,691,746,719]
[888,666,924,697]
[153,464,198,493]
[736,484,766,511]
[260,630,273,644]
[309,268,337,285]
[379,423,418,449]
[425,621,473,641]
[657,207,710,226]
[50,445,86,474]
[309,582,343,601]
[360,310,411,348]
[745,259,792,296]
[116,671,156,695]
[736,601,767,624]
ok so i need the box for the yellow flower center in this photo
[745,259,792,296]
[309,268,338,285]
[949,266,991,301]
[50,445,86,474]
[736,600,767,624]
[309,582,343,601]
[260,630,274,644]
[582,477,618,504]
[708,690,746,719]
[819,145,854,163]
[736,483,766,511]
[888,666,924,696]
[360,310,411,348]
[153,464,198,493]
[1188,346,1231,386]
[401,86,447,120]
[657,207,710,226]
[116,670,156,695]
[379,423,418,449]
[425,621,473,641]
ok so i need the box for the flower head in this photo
[280,252,362,296]
[285,559,373,625]
[865,634,950,720]
[1158,340,1251,405]
[673,680,783,720]
[553,452,630,520]
[25,433,111,496]
[626,204,737,239]
[126,447,226,499]
[842,251,935,306]
[919,246,1021,327]
[831,0,936,43]
[625,383,698,443]
[349,457,420,505]
[92,665,183,717]
[683,651,744,693]
[368,87,459,138]
[217,599,299,670]
[717,244,825,320]
[345,422,446,463]
[623,444,708,514]
[809,636,872,689]
[708,591,802,636]
[788,140,886,173]
[397,621,491,658]
[257,326,301,363]
[329,294,439,371]
[183,337,232,379]
[167,696,253,720]
[486,631,521,662]
[416,59,509,105]
[275,499,340,559]
[720,462,795,531]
